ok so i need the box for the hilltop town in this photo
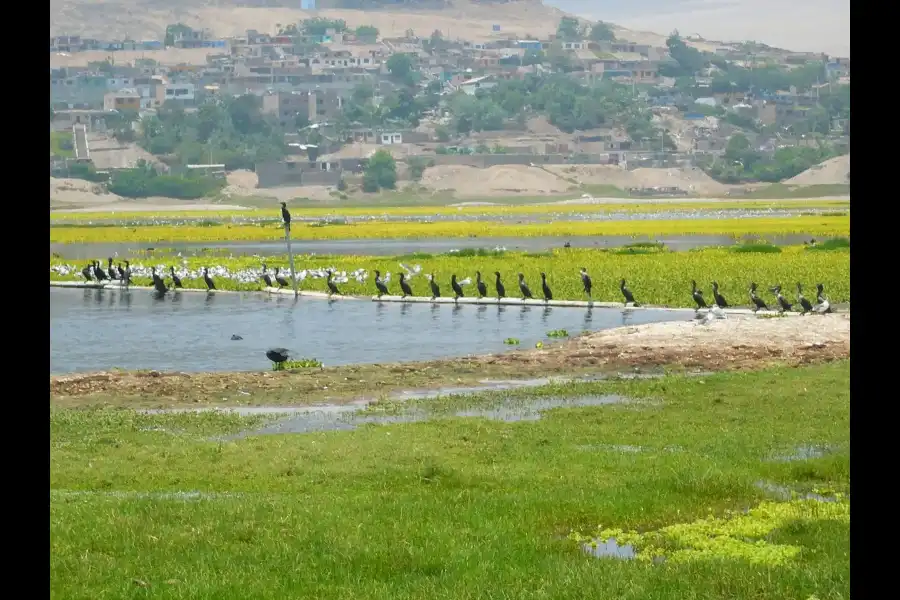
[49,1,851,207]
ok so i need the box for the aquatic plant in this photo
[503,338,520,345]
[49,215,851,244]
[273,358,324,371]
[48,245,850,309]
[546,329,569,338]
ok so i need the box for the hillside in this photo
[785,155,850,186]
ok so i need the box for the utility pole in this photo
[285,223,299,298]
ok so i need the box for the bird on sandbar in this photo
[620,279,639,306]
[691,280,708,312]
[749,282,768,312]
[712,281,728,308]
[518,273,533,301]
[81,262,93,282]
[796,283,813,314]
[769,285,792,313]
[813,283,832,314]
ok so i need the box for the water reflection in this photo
[541,306,552,325]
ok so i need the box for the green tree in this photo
[386,53,417,86]
[164,23,193,47]
[556,16,581,41]
[406,156,431,181]
[302,18,347,36]
[522,50,544,66]
[589,21,616,42]
[666,32,707,75]
[355,25,379,40]
[363,149,397,192]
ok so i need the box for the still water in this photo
[49,287,693,374]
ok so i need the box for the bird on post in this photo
[280,202,291,233]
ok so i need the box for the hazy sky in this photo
[546,0,849,56]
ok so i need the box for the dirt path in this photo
[50,314,850,408]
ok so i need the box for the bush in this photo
[108,167,225,199]
[67,162,108,182]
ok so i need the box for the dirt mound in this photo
[785,155,850,186]
[545,165,730,195]
[422,165,572,196]
[50,177,120,205]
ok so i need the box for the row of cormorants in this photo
[76,257,833,314]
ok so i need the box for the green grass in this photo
[50,131,75,159]
[50,361,850,599]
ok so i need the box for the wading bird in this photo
[326,270,341,296]
[266,348,290,366]
[274,267,289,289]
[121,261,132,286]
[261,264,273,288]
[203,267,216,291]
[169,266,183,289]
[107,258,118,280]
[81,262,93,282]
[580,268,592,299]
[712,281,728,308]
[93,260,108,282]
[620,279,639,306]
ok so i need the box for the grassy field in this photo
[50,131,75,159]
[49,215,850,244]
[50,361,850,599]
[49,199,851,223]
[50,244,851,308]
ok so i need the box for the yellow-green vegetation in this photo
[50,131,75,158]
[49,215,850,243]
[49,245,851,308]
[48,199,851,222]
[50,361,850,598]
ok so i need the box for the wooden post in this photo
[285,224,299,297]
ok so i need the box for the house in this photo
[172,27,213,49]
[103,89,141,112]
[261,89,343,126]
[455,75,497,95]
[155,83,196,105]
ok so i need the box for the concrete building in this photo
[261,89,344,126]
[103,89,141,112]
[155,83,196,105]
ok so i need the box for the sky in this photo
[545,0,850,57]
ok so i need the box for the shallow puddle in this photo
[583,538,637,560]
[754,480,840,503]
[768,444,835,462]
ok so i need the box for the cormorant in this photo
[170,266,183,288]
[266,348,290,365]
[428,273,440,300]
[540,272,552,303]
[261,264,273,288]
[231,335,243,341]
[107,258,118,280]
[518,273,533,301]
[620,279,639,306]
[580,268,592,298]
[712,281,728,308]
[399,273,413,298]
[475,271,487,298]
[81,262,93,282]
[749,282,768,312]
[374,269,389,297]
[274,267,289,288]
[117,262,126,281]
[494,271,506,301]
[451,274,464,301]
[814,283,832,314]
[94,260,108,282]
[203,267,216,291]
[796,283,813,314]
[769,285,792,313]
[691,280,708,311]
[150,267,167,294]
[326,270,341,296]
[121,261,132,286]
[280,202,291,232]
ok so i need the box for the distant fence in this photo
[427,153,620,168]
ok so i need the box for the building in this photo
[455,75,497,95]
[155,83,196,105]
[261,89,344,126]
[103,89,141,112]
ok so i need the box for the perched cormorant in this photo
[326,270,341,296]
[450,274,465,301]
[769,285,792,313]
[93,260,108,282]
[280,202,291,232]
[796,283,813,314]
[231,334,243,341]
[169,266,183,289]
[712,281,729,308]
[374,269,389,297]
[494,271,506,300]
[580,268,592,298]
[428,273,440,300]
[518,273,533,301]
[107,258,119,280]
[117,262,126,281]
[475,271,487,298]
[266,348,290,365]
[203,267,216,291]
[81,262,93,282]
[121,261,132,286]
[274,267,289,288]
[814,283,832,314]
[620,279,639,306]
[749,282,768,312]
[399,272,413,298]
[691,280,708,311]
[540,272,552,303]
[150,267,167,294]
[261,264,273,288]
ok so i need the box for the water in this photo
[50,287,693,374]
[582,538,637,560]
[50,233,819,259]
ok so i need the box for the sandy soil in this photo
[785,155,850,186]
[50,314,850,405]
[421,164,574,195]
[545,164,731,195]
[86,133,162,170]
[50,177,249,211]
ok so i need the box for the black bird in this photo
[261,264,273,288]
[169,266,183,289]
[769,285,792,313]
[150,267,167,294]
[494,271,506,301]
[274,267,289,288]
[280,202,291,232]
[93,260,108,282]
[107,257,119,280]
[117,262,126,281]
[203,267,216,291]
[749,282,768,312]
[796,283,813,314]
[814,283,832,314]
[399,273,413,298]
[326,270,341,296]
[691,280,708,311]
[712,281,729,308]
[620,279,639,306]
[580,268,592,298]
[475,271,487,298]
[231,334,243,341]
[540,272,552,303]
[518,273,533,301]
[451,274,464,301]
[428,273,440,300]
[374,269,389,297]
[121,261,132,286]
[81,262,93,282]
[266,348,290,365]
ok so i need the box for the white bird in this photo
[458,277,472,286]
[399,263,422,278]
